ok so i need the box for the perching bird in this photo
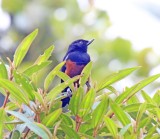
[61,39,94,107]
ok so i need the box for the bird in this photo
[61,39,94,107]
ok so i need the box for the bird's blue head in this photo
[67,39,94,53]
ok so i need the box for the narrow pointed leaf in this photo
[56,71,75,91]
[44,62,65,91]
[141,90,155,104]
[0,79,29,104]
[69,87,84,115]
[42,108,62,127]
[35,45,54,64]
[79,62,92,86]
[61,124,80,139]
[46,75,80,101]
[104,117,118,138]
[79,88,95,117]
[23,61,51,76]
[6,110,50,139]
[92,96,109,128]
[136,102,147,129]
[13,71,35,100]
[0,60,8,79]
[153,90,160,106]
[13,29,38,67]
[0,108,5,139]
[116,74,160,104]
[97,67,139,92]
[110,101,131,131]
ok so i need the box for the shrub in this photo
[0,29,160,139]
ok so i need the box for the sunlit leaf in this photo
[61,124,80,139]
[79,88,95,117]
[79,62,92,86]
[44,62,65,91]
[69,87,84,115]
[116,74,160,104]
[141,90,155,104]
[0,108,5,139]
[35,45,54,64]
[46,75,80,101]
[0,79,29,104]
[42,108,62,127]
[59,113,73,127]
[23,61,51,76]
[97,67,139,92]
[6,110,50,139]
[110,101,131,132]
[138,117,151,131]
[0,60,8,79]
[13,29,38,67]
[144,125,158,139]
[13,71,35,100]
[135,102,147,131]
[92,96,109,128]
[153,90,160,106]
[104,117,118,138]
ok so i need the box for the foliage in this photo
[0,30,160,138]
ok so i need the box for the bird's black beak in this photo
[87,39,94,46]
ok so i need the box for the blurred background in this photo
[0,0,160,95]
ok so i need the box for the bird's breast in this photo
[65,60,85,78]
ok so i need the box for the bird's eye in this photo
[79,41,83,45]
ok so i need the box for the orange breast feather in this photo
[65,60,85,78]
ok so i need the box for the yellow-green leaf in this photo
[13,29,38,67]
[0,60,8,79]
[104,117,118,138]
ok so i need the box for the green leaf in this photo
[23,61,51,76]
[104,117,118,138]
[79,88,95,117]
[153,90,160,106]
[116,73,160,104]
[138,117,151,131]
[13,29,38,67]
[144,125,158,139]
[42,108,62,127]
[110,101,131,131]
[0,60,8,79]
[56,71,75,91]
[135,102,147,130]
[61,124,80,139]
[0,108,5,139]
[59,113,73,127]
[92,96,109,128]
[33,91,44,106]
[79,62,92,86]
[155,108,160,122]
[141,90,155,104]
[44,62,65,91]
[13,71,35,100]
[35,45,54,64]
[6,110,50,139]
[0,79,29,104]
[46,75,80,101]
[123,103,156,112]
[97,67,139,92]
[69,87,84,115]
